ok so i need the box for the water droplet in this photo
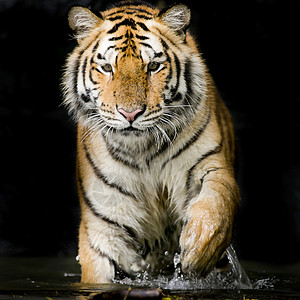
[173,252,181,269]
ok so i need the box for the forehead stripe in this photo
[109,36,123,41]
[136,14,152,20]
[107,18,137,34]
[135,34,149,40]
[105,7,154,17]
[107,15,123,21]
[136,22,149,31]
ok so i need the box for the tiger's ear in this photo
[158,4,191,33]
[68,6,103,40]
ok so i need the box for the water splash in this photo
[114,244,253,290]
[225,245,253,289]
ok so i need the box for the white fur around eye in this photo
[147,61,165,74]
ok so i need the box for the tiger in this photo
[62,0,240,283]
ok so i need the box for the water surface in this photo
[0,250,299,299]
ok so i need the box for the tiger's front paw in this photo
[179,207,232,277]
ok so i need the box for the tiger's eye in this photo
[148,61,160,72]
[101,63,113,73]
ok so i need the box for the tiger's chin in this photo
[99,118,158,137]
[97,124,150,140]
[118,126,146,136]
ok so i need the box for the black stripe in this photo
[164,52,172,85]
[86,225,115,263]
[154,51,164,58]
[96,53,104,60]
[88,236,127,280]
[106,144,142,170]
[105,10,128,17]
[171,93,183,102]
[174,53,181,88]
[169,52,181,100]
[104,45,116,56]
[105,7,154,17]
[155,28,179,49]
[72,39,100,98]
[163,52,179,104]
[83,142,137,200]
[107,15,123,21]
[145,139,172,167]
[89,68,98,85]
[160,37,169,50]
[78,174,141,251]
[124,11,135,15]
[82,57,89,98]
[105,10,126,17]
[124,30,134,39]
[185,140,223,208]
[86,225,132,279]
[183,58,193,96]
[140,42,153,49]
[107,18,137,34]
[107,24,120,34]
[135,14,152,20]
[135,34,149,40]
[183,58,201,107]
[109,35,124,41]
[128,8,154,15]
[161,111,212,170]
[92,41,99,53]
[73,53,82,97]
[78,175,116,225]
[136,22,149,31]
[93,66,101,74]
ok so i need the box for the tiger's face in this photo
[63,3,206,142]
[90,27,169,132]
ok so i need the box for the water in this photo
[0,246,299,299]
[113,245,253,290]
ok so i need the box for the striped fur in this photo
[62,1,240,283]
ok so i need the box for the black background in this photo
[0,0,299,264]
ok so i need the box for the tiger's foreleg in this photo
[78,213,144,283]
[78,221,115,283]
[180,160,240,277]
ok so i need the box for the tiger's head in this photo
[63,1,207,143]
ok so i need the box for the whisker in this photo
[163,104,192,109]
[155,124,172,146]
[104,125,113,139]
[163,112,185,131]
[159,116,178,142]
[149,126,162,147]
[185,94,198,114]
[81,118,104,142]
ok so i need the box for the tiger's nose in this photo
[117,107,145,123]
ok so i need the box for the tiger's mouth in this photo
[116,125,145,136]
